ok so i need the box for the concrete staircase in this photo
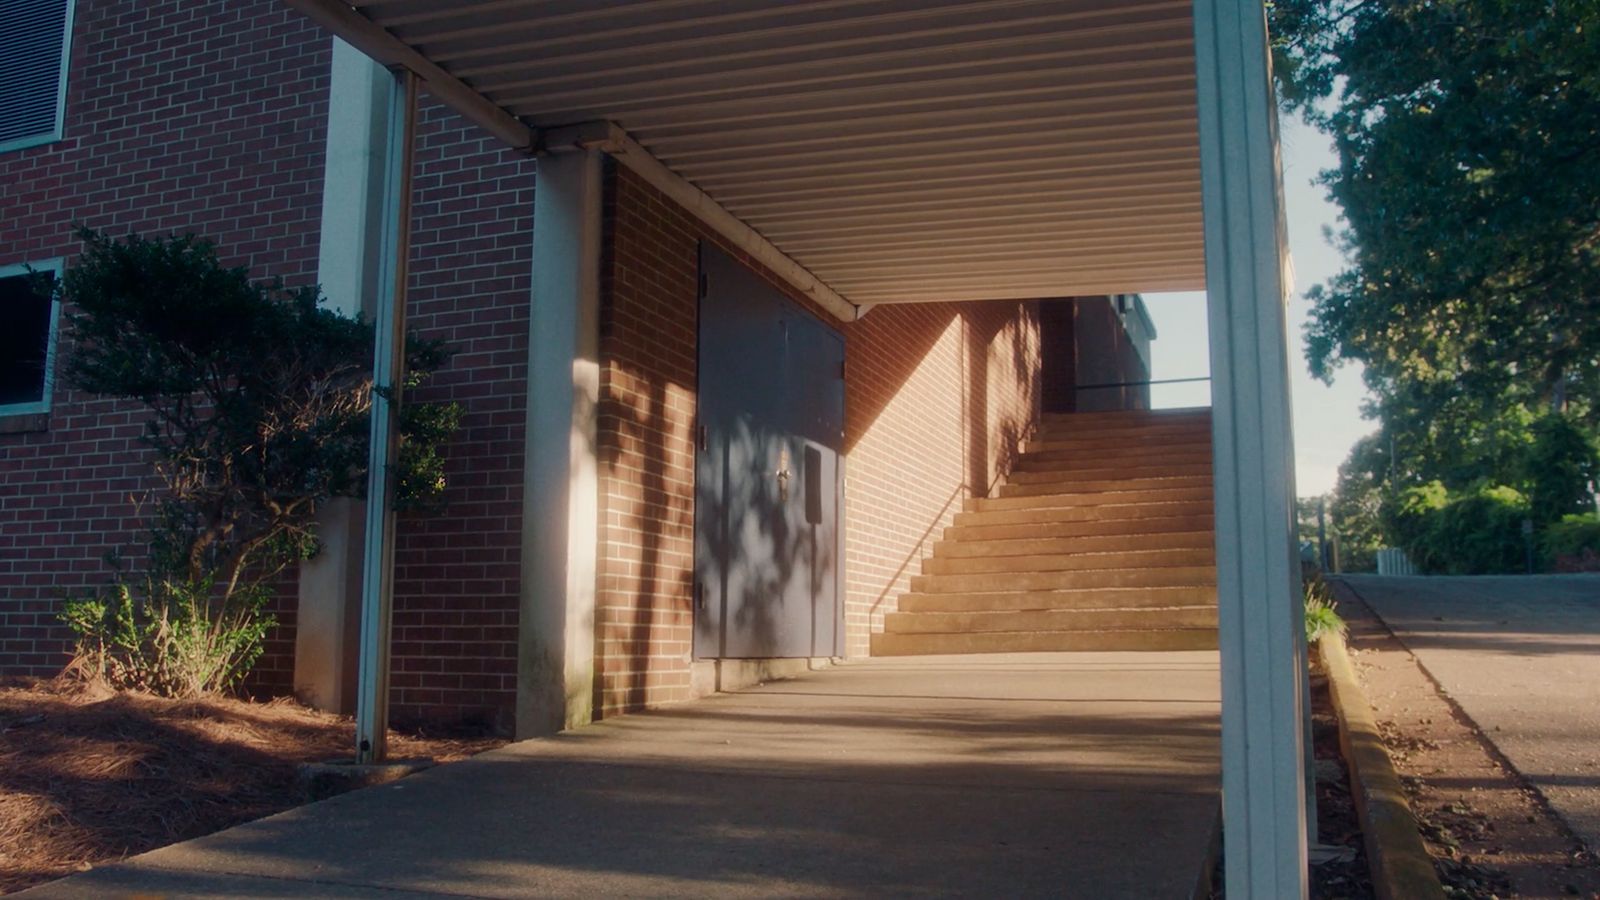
[871,408,1218,655]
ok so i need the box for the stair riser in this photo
[871,629,1218,655]
[952,502,1214,528]
[933,530,1214,559]
[922,548,1215,575]
[998,475,1211,498]
[897,586,1218,613]
[1008,463,1214,484]
[911,566,1216,593]
[884,607,1219,634]
[972,487,1212,512]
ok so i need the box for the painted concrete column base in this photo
[294,497,364,714]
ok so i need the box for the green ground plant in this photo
[1304,575,1347,645]
[56,229,461,696]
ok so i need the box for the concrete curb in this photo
[1318,631,1446,900]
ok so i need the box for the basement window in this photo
[0,0,76,153]
[0,260,62,417]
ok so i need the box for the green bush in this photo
[1543,513,1600,571]
[1521,415,1599,526]
[1304,576,1347,644]
[62,575,271,697]
[56,229,461,695]
[1394,482,1531,574]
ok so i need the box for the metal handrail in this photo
[1074,376,1212,391]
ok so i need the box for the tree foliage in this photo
[58,229,461,695]
[1271,1,1600,568]
[1273,0,1600,426]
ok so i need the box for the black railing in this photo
[1073,376,1212,392]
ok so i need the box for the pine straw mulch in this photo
[0,677,504,895]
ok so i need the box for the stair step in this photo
[933,529,1214,558]
[1035,422,1212,443]
[1008,462,1213,484]
[871,628,1218,655]
[911,565,1216,593]
[997,474,1211,498]
[951,500,1214,529]
[897,585,1218,613]
[922,547,1214,575]
[972,486,1212,512]
[884,606,1218,634]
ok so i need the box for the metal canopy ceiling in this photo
[343,0,1205,305]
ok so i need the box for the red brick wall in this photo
[596,163,1041,711]
[0,0,333,687]
[0,1,528,731]
[385,103,533,733]
[842,302,1040,657]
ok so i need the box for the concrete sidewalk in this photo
[23,653,1221,899]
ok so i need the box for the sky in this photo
[1142,113,1377,497]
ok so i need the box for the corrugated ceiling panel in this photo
[350,0,1205,304]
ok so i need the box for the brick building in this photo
[2,2,1310,890]
[0,0,1158,731]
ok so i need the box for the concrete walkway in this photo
[1343,574,1600,850]
[24,653,1220,899]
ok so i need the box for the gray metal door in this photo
[694,244,844,659]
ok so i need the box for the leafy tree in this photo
[1272,1,1600,428]
[1327,434,1389,572]
[57,229,460,695]
[1270,1,1600,567]
[1521,413,1600,526]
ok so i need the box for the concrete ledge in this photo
[1318,632,1446,900]
[296,758,433,801]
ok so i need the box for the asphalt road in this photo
[1341,574,1600,851]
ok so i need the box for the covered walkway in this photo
[25,653,1220,898]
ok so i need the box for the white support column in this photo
[354,68,417,765]
[1193,1,1308,897]
[517,149,602,738]
[295,38,394,715]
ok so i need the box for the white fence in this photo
[1375,547,1419,576]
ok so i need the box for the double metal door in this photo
[694,245,844,659]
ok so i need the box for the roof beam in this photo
[286,0,535,151]
[541,122,858,322]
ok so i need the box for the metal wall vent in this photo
[0,0,74,152]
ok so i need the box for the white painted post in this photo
[1192,0,1309,897]
[517,149,602,738]
[295,38,392,715]
[354,68,417,765]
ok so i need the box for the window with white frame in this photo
[0,259,62,416]
[0,0,76,153]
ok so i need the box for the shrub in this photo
[56,229,461,696]
[1394,482,1531,574]
[1543,513,1600,572]
[1521,414,1599,526]
[1304,575,1347,644]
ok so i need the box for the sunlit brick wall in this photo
[598,163,1043,700]
[841,302,1040,658]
